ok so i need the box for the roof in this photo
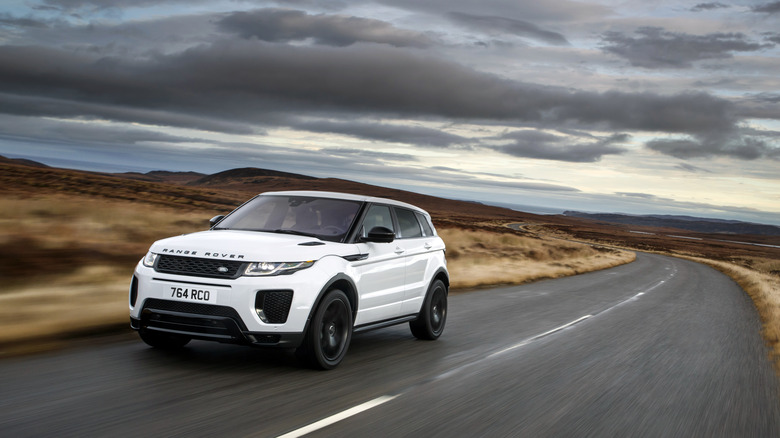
[260,190,426,213]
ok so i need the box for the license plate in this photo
[168,285,217,304]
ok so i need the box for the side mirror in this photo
[209,215,225,228]
[362,226,395,243]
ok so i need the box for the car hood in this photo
[149,230,360,262]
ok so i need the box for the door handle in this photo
[394,247,405,255]
[424,243,432,250]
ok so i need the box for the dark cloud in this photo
[0,30,766,163]
[493,130,629,162]
[0,13,49,28]
[217,9,433,47]
[690,3,730,12]
[0,41,741,134]
[764,33,780,44]
[376,0,611,22]
[0,93,258,134]
[600,27,772,69]
[734,93,780,122]
[675,163,712,173]
[0,114,196,150]
[293,119,469,147]
[752,2,780,14]
[37,0,209,12]
[445,12,569,45]
[646,135,780,160]
[319,147,417,162]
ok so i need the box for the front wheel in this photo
[410,279,448,340]
[297,289,353,370]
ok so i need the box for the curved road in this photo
[1,253,779,437]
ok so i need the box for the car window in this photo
[395,208,423,238]
[361,205,395,238]
[415,212,434,236]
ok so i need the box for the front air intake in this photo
[255,290,294,324]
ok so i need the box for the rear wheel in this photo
[297,289,353,370]
[410,279,447,340]
[138,329,191,349]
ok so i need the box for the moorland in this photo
[1,155,778,371]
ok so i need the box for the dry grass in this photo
[439,228,636,290]
[0,196,211,288]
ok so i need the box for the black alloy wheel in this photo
[410,279,447,340]
[298,289,353,370]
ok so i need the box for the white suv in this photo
[129,191,448,369]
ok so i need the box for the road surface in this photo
[1,253,778,437]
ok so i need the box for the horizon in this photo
[0,0,778,229]
[6,151,780,228]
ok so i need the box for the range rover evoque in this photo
[129,191,448,369]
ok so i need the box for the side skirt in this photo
[354,315,417,334]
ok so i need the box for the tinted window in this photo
[415,212,434,236]
[395,208,422,238]
[361,205,395,238]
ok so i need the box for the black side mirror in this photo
[362,226,395,243]
[209,215,225,228]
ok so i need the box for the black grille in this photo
[156,255,246,279]
[140,298,248,341]
[142,298,244,323]
[256,290,294,324]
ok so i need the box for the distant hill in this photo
[0,155,49,168]
[563,211,780,236]
[115,170,206,184]
[189,167,317,186]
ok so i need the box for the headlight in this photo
[142,251,157,267]
[243,261,314,276]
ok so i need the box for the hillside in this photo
[0,156,540,228]
[564,211,780,236]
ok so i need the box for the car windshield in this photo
[213,195,362,242]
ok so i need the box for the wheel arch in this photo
[432,267,450,292]
[303,274,359,334]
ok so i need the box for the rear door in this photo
[393,207,437,315]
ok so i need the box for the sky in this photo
[0,1,779,225]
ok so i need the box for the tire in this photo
[138,329,191,349]
[410,279,447,340]
[296,289,353,370]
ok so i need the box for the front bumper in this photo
[129,260,345,347]
[130,298,304,347]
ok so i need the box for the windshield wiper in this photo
[271,229,321,239]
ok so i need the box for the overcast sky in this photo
[1,0,779,224]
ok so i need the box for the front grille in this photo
[140,298,248,341]
[256,290,293,324]
[156,255,246,279]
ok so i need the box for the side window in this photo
[361,205,394,238]
[415,212,434,236]
[395,208,423,238]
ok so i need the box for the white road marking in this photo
[276,395,399,438]
[487,315,593,359]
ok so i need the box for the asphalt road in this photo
[1,253,778,437]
